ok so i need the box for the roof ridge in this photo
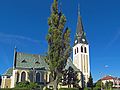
[16,51,45,56]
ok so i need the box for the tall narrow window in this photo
[36,72,41,83]
[75,49,76,54]
[77,47,79,53]
[86,55,88,73]
[21,72,26,82]
[81,46,83,52]
[85,47,87,53]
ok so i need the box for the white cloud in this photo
[0,32,41,44]
[106,30,120,48]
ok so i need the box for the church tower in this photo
[73,6,90,85]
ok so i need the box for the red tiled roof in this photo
[101,76,115,80]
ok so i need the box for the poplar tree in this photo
[46,0,71,90]
[87,72,93,89]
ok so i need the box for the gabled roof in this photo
[65,58,80,72]
[14,52,49,70]
[101,75,115,80]
[3,68,13,76]
[13,52,79,72]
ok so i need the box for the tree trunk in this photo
[53,76,58,90]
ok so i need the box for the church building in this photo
[1,49,50,88]
[1,5,90,89]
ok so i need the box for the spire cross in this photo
[78,4,80,16]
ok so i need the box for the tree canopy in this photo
[87,72,93,89]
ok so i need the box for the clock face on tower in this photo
[75,40,78,44]
[82,39,85,42]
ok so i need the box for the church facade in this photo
[1,50,50,88]
[1,6,90,89]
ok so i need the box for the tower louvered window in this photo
[85,47,87,53]
[81,46,83,52]
[75,49,76,54]
[77,47,79,53]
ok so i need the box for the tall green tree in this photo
[87,72,93,89]
[94,80,103,90]
[105,81,109,90]
[62,67,79,88]
[46,0,71,90]
[108,81,113,90]
[105,81,113,90]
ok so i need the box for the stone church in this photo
[1,6,90,89]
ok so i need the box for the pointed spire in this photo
[13,46,17,68]
[14,45,17,52]
[78,4,80,16]
[76,4,84,37]
[74,4,88,45]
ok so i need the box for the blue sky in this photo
[0,0,120,82]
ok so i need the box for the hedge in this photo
[0,89,40,90]
[1,88,79,90]
[0,88,30,90]
[59,88,79,90]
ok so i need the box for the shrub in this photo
[15,81,40,89]
[45,87,53,90]
[0,88,30,90]
[84,87,89,90]
[59,88,79,90]
[0,88,13,90]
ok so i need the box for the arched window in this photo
[36,72,41,83]
[81,46,83,52]
[85,47,87,53]
[21,72,26,82]
[77,47,79,53]
[16,72,19,83]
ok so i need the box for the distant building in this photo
[101,75,120,88]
